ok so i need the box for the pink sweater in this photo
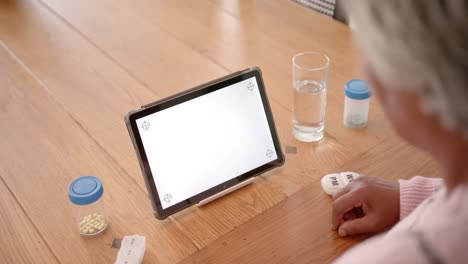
[334,176,468,264]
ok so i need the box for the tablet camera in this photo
[163,193,172,203]
[141,121,151,131]
[247,81,255,91]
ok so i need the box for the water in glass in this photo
[293,80,327,142]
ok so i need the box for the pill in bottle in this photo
[344,79,371,128]
[68,176,108,237]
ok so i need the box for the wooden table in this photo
[0,0,439,263]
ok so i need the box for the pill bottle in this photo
[344,79,371,128]
[68,176,108,237]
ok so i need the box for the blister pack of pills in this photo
[114,235,146,264]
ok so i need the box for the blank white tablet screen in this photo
[136,77,277,209]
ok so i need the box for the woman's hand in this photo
[331,176,400,237]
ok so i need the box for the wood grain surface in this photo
[0,0,439,263]
[180,138,439,264]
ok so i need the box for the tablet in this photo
[125,67,284,219]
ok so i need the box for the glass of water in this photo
[292,52,330,142]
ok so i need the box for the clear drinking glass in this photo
[292,52,330,142]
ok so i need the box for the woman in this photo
[331,1,468,263]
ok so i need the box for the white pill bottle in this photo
[68,176,108,236]
[343,79,371,128]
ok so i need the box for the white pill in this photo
[321,172,360,196]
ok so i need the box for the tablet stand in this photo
[197,177,256,207]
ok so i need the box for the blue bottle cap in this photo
[344,79,371,100]
[68,176,103,205]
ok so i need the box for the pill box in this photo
[321,172,360,196]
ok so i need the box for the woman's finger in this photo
[343,211,357,221]
[338,215,375,237]
[343,207,365,221]
[331,190,364,230]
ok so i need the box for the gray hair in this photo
[345,1,468,135]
